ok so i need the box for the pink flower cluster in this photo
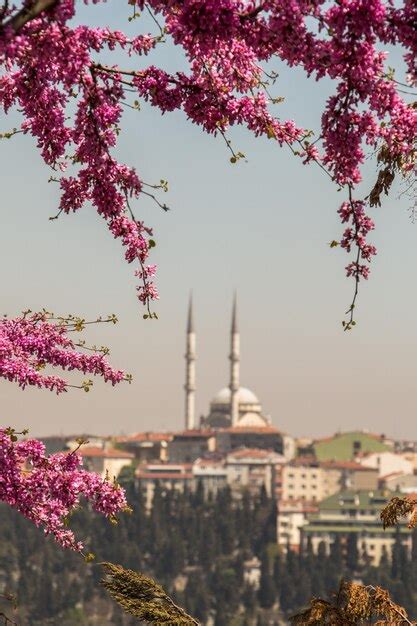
[0,312,125,393]
[339,199,376,281]
[0,428,128,551]
[0,0,415,304]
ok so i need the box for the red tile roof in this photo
[173,430,215,439]
[115,432,173,443]
[80,446,134,459]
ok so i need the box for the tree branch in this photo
[2,0,58,34]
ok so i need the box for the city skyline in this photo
[1,286,416,441]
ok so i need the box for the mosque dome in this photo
[211,386,260,407]
[237,412,270,427]
[202,385,267,429]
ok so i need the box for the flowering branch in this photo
[0,311,128,393]
[0,0,415,323]
[0,428,129,552]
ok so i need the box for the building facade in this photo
[358,451,414,478]
[168,430,216,463]
[282,458,379,503]
[80,446,134,479]
[135,463,193,507]
[301,490,412,565]
[277,499,318,552]
[226,448,285,497]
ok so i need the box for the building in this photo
[115,432,172,463]
[184,295,273,430]
[168,430,216,463]
[301,490,412,565]
[80,445,134,479]
[192,456,228,496]
[400,451,417,472]
[277,499,318,552]
[282,457,339,503]
[357,451,413,478]
[282,458,378,503]
[320,460,379,491]
[393,439,417,454]
[184,294,196,430]
[313,431,390,462]
[216,425,292,458]
[135,463,193,507]
[380,472,417,493]
[243,557,261,589]
[225,447,284,497]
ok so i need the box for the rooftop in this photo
[115,432,173,443]
[173,429,215,439]
[313,431,389,462]
[227,447,283,461]
[318,490,399,511]
[80,446,134,459]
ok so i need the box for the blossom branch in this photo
[1,0,57,33]
[0,428,129,552]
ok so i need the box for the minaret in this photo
[184,293,196,430]
[229,293,240,426]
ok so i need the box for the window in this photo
[369,544,375,551]
[302,484,306,489]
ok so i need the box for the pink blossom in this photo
[0,428,127,551]
[0,312,125,393]
[0,0,415,309]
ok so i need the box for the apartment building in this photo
[226,448,285,497]
[135,463,193,507]
[276,499,318,552]
[301,490,412,565]
[282,458,378,502]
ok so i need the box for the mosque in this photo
[184,295,272,430]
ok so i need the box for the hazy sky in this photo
[1,2,416,440]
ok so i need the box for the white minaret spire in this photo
[229,292,240,426]
[184,292,196,430]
